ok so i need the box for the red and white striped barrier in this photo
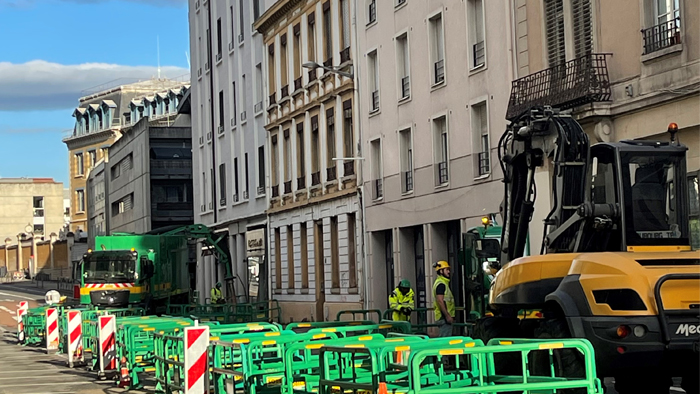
[67,311,84,367]
[98,315,117,373]
[45,307,59,352]
[16,301,28,342]
[184,325,209,394]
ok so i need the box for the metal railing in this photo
[642,17,681,55]
[473,40,485,68]
[284,180,292,194]
[340,47,351,63]
[343,160,355,176]
[297,176,306,190]
[478,151,490,176]
[401,76,410,99]
[327,166,337,182]
[311,171,321,186]
[371,90,379,112]
[506,53,611,121]
[271,184,279,197]
[437,161,448,184]
[434,59,445,84]
[368,0,376,24]
[373,178,383,199]
[403,170,413,192]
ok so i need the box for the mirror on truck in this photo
[475,238,501,259]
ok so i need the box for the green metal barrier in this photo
[335,309,382,323]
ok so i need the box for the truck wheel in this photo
[473,316,522,376]
[533,319,585,394]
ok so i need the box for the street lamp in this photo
[302,61,354,80]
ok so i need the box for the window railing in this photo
[371,90,380,112]
[271,184,279,198]
[437,161,448,184]
[284,180,292,194]
[368,1,376,24]
[327,166,337,182]
[374,178,383,199]
[311,171,321,186]
[478,151,490,176]
[340,47,351,63]
[281,85,289,99]
[343,160,355,177]
[401,76,410,99]
[434,59,445,84]
[269,92,277,106]
[473,41,485,68]
[403,170,413,192]
[297,176,306,190]
[642,17,681,55]
[506,53,611,121]
[294,76,303,91]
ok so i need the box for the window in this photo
[689,173,699,249]
[255,63,263,110]
[371,139,383,199]
[433,116,449,185]
[323,2,332,63]
[216,17,222,57]
[429,12,445,84]
[258,146,266,194]
[271,135,279,188]
[330,216,339,288]
[297,123,306,179]
[643,0,680,54]
[287,225,294,289]
[326,108,336,180]
[311,116,320,178]
[219,90,225,130]
[368,50,379,112]
[232,82,237,126]
[234,157,240,201]
[238,0,245,41]
[348,213,357,288]
[468,0,485,68]
[300,223,308,288]
[472,102,490,176]
[219,163,227,206]
[293,25,302,85]
[368,0,376,24]
[396,33,410,99]
[280,34,289,90]
[545,0,566,67]
[89,150,97,168]
[400,128,413,193]
[275,228,282,289]
[77,190,85,212]
[340,0,351,62]
[76,153,84,176]
[244,153,249,197]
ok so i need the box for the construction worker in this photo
[389,279,415,321]
[210,282,224,304]
[432,261,455,337]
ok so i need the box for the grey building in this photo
[188,0,275,304]
[107,90,194,234]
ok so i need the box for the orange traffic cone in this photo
[118,356,131,388]
[378,381,389,394]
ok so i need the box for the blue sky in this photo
[0,0,190,185]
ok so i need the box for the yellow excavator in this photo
[474,106,699,394]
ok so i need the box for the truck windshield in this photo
[84,255,136,283]
[622,151,689,246]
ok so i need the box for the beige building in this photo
[0,178,65,242]
[63,79,188,234]
[256,0,364,322]
[358,0,515,313]
[512,0,700,249]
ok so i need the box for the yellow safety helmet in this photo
[434,261,450,272]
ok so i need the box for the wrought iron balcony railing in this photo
[506,53,611,121]
[642,18,681,55]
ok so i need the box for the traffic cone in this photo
[378,382,389,394]
[118,356,131,388]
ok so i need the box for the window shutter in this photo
[572,0,593,58]
[544,0,566,66]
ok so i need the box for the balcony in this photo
[373,178,383,200]
[403,170,413,192]
[343,160,355,177]
[506,53,611,121]
[642,18,681,55]
[478,151,490,176]
[327,166,337,182]
[284,180,292,194]
[401,76,410,99]
[371,90,379,112]
[473,41,485,68]
[311,171,321,186]
[269,92,277,106]
[340,47,351,63]
[434,59,445,84]
[294,77,303,91]
[297,176,306,190]
[281,85,289,99]
[436,161,448,184]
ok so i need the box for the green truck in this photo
[79,224,233,310]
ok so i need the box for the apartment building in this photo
[189,0,275,304]
[357,0,514,313]
[63,79,188,234]
[255,0,364,322]
[0,178,65,242]
[512,0,699,248]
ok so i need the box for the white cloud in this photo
[0,60,189,111]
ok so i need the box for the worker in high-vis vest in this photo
[211,282,224,304]
[432,260,455,337]
[389,279,415,321]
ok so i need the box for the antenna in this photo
[157,36,161,79]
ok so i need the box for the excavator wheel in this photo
[532,319,586,394]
